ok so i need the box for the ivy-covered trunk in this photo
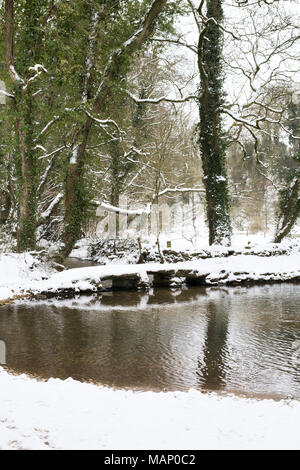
[0,191,11,224]
[15,92,38,251]
[0,149,13,225]
[109,137,123,210]
[274,176,300,243]
[5,0,43,251]
[60,118,93,260]
[198,0,231,246]
[109,138,123,238]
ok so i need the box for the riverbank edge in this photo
[1,250,300,305]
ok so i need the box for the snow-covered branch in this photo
[97,201,151,216]
[125,90,197,105]
[155,187,206,199]
[152,36,198,54]
[94,187,206,218]
[34,117,60,142]
[0,89,15,100]
[39,192,63,225]
[23,64,48,91]
[83,110,123,134]
[38,146,66,161]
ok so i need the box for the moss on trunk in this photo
[198,0,231,246]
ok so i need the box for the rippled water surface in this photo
[1,284,300,399]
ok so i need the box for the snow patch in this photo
[0,367,299,450]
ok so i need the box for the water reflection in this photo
[1,284,300,399]
[197,301,229,390]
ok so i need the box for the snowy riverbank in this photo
[1,245,300,302]
[0,367,299,450]
[0,252,56,303]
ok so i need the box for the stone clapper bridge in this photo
[31,258,300,299]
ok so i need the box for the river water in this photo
[1,283,300,399]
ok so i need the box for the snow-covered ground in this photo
[0,252,55,303]
[1,241,300,302]
[0,367,299,450]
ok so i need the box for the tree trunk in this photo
[198,0,231,246]
[16,94,38,251]
[5,0,44,252]
[274,177,300,243]
[60,118,93,260]
[0,191,11,224]
[109,138,123,238]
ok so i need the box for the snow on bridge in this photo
[32,254,300,298]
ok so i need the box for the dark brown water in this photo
[63,257,99,269]
[1,284,300,399]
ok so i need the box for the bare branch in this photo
[125,89,197,105]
